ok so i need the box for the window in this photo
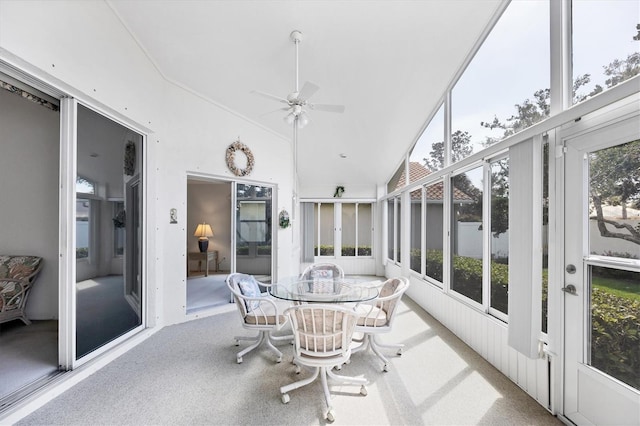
[341,203,373,257]
[411,104,445,173]
[76,199,91,260]
[113,201,125,257]
[489,157,509,315]
[451,166,484,304]
[307,202,373,258]
[425,180,445,285]
[409,187,422,274]
[76,176,96,261]
[572,1,640,104]
[451,1,549,163]
[356,203,373,256]
[387,198,395,260]
[315,203,334,256]
[342,203,356,256]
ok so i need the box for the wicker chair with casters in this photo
[351,276,410,372]
[226,273,292,364]
[280,304,367,423]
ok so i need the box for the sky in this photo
[409,0,640,170]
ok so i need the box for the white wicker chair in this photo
[280,304,368,423]
[226,273,292,364]
[351,276,410,372]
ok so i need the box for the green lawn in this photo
[593,276,640,302]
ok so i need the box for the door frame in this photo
[559,96,640,424]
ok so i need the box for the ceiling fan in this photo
[251,30,345,129]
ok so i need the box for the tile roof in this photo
[398,162,473,202]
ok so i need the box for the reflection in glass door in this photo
[234,183,273,281]
[75,105,143,359]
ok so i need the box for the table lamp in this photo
[193,223,214,252]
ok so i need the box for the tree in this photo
[589,140,640,246]
[423,130,473,172]
[478,29,640,247]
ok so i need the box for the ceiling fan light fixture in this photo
[284,113,296,125]
[297,112,309,128]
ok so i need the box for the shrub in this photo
[591,288,640,389]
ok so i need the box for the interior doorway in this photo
[0,74,61,405]
[186,178,232,313]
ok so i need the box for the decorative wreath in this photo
[225,140,254,176]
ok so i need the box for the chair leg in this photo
[234,331,286,363]
[264,335,284,363]
[369,335,404,372]
[234,331,266,363]
[280,366,320,395]
[350,334,371,355]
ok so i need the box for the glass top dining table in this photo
[269,276,382,303]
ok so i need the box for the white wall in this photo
[0,87,59,320]
[0,0,295,326]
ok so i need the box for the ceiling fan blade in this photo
[308,103,345,113]
[297,81,320,102]
[250,90,288,104]
[259,107,290,117]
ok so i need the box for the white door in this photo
[563,116,640,425]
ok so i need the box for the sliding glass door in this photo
[75,104,144,360]
[233,183,273,281]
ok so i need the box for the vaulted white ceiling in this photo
[108,0,503,192]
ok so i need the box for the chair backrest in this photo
[0,255,43,282]
[226,272,261,316]
[358,277,410,329]
[300,263,345,281]
[285,304,359,360]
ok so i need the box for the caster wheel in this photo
[281,393,290,404]
[237,357,243,364]
[295,365,301,374]
[397,348,403,356]
[335,364,342,371]
[360,385,368,396]
[383,364,389,372]
[277,356,282,363]
[344,359,351,365]
[326,409,335,423]
[234,340,240,347]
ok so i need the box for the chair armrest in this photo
[0,278,30,310]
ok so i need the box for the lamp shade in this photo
[193,223,214,238]
[194,223,213,252]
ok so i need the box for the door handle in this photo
[562,284,578,295]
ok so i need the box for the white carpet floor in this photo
[15,297,561,425]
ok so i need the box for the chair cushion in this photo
[0,256,42,280]
[310,269,334,294]
[244,312,286,326]
[237,276,261,312]
[355,304,388,327]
